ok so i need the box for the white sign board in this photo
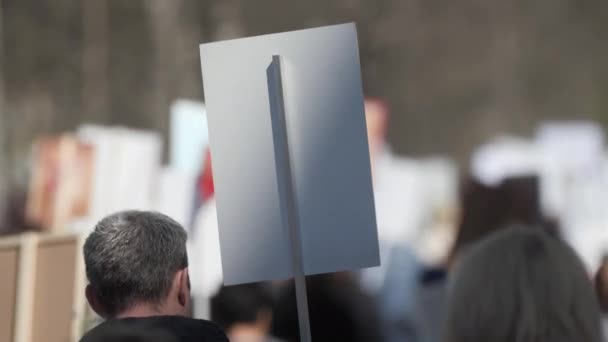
[169,99,209,174]
[200,23,380,285]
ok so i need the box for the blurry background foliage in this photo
[1,0,608,189]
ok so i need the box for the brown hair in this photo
[596,255,608,313]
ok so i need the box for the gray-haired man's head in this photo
[83,210,191,318]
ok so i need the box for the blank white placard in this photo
[200,23,380,285]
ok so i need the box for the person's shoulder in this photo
[80,316,228,342]
[147,316,229,342]
[80,320,179,342]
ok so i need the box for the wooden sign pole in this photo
[267,55,313,342]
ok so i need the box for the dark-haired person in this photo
[272,272,382,342]
[80,210,228,342]
[416,174,558,342]
[211,283,283,342]
[596,255,608,340]
[446,226,603,342]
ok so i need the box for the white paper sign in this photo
[200,23,380,285]
[169,99,209,174]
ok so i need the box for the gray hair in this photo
[83,210,188,316]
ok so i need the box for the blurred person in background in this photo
[445,226,603,342]
[596,255,608,339]
[80,210,228,342]
[416,174,555,342]
[363,98,425,247]
[272,273,382,342]
[360,97,425,342]
[211,283,283,342]
[0,187,35,235]
[449,175,556,263]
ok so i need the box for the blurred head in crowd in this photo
[211,283,274,341]
[446,226,602,342]
[81,323,178,342]
[596,255,608,313]
[83,210,191,319]
[272,273,382,342]
[448,175,554,264]
[364,98,389,159]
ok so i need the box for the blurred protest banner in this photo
[0,233,86,342]
[25,127,163,235]
[74,125,162,234]
[535,121,608,272]
[169,99,209,174]
[26,136,94,232]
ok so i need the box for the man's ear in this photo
[176,268,190,307]
[85,284,107,318]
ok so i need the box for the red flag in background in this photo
[199,149,214,202]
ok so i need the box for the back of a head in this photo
[596,255,608,313]
[449,175,555,264]
[83,210,189,317]
[210,283,273,332]
[272,273,382,342]
[446,226,602,342]
[450,177,504,261]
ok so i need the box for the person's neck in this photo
[228,323,268,341]
[115,303,184,319]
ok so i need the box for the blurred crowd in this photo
[2,97,608,342]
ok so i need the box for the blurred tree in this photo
[82,0,108,122]
[1,0,608,189]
